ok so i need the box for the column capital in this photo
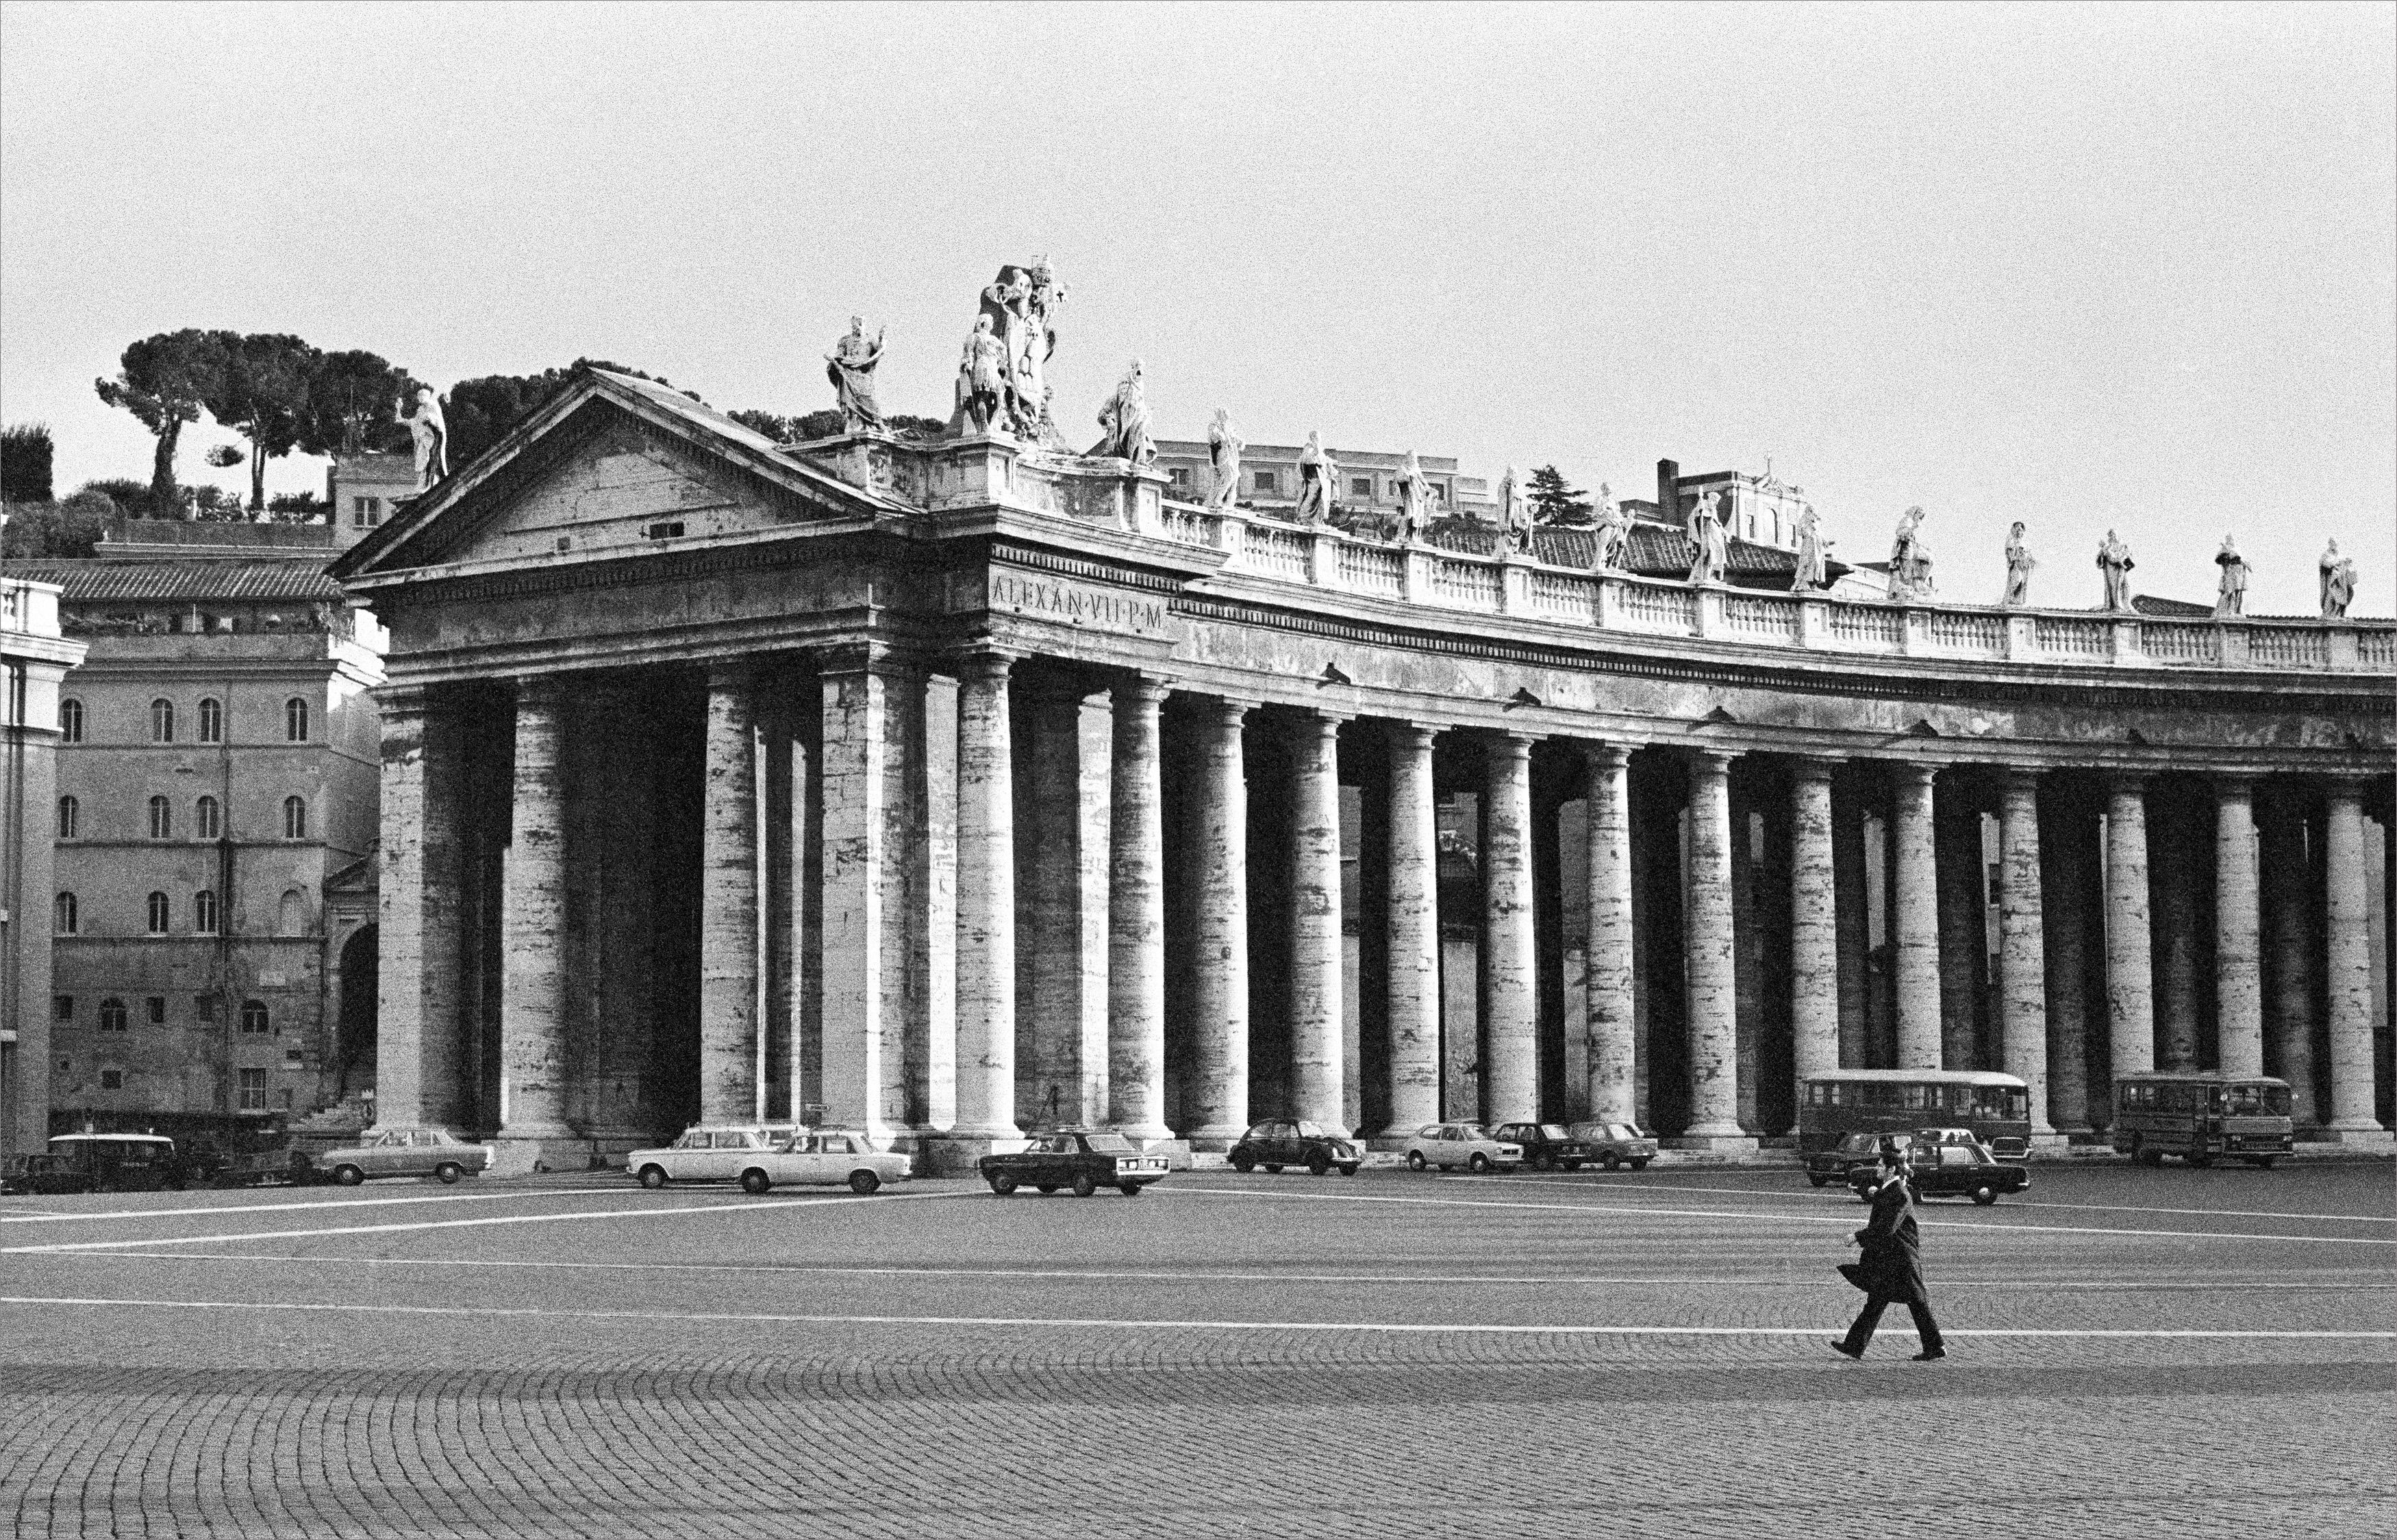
[2104,768,2148,798]
[812,640,929,681]
[2212,770,2256,798]
[947,646,1021,683]
[705,659,757,692]
[376,683,431,718]
[1388,720,1440,753]
[1788,754,1840,784]
[1203,694,1257,729]
[1576,739,1633,770]
[1998,764,2043,794]
[1300,707,1351,731]
[1888,759,1937,787]
[1114,672,1173,709]
[1687,746,1737,774]
[513,672,568,707]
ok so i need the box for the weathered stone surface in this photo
[1681,751,1748,1145]
[1787,760,1839,1098]
[1481,733,1538,1126]
[2104,775,2157,1084]
[1385,724,1442,1137]
[2323,783,2387,1137]
[499,679,572,1147]
[951,654,1018,1141]
[2040,783,2096,1134]
[1998,771,2055,1135]
[1582,743,1636,1124]
[1184,699,1252,1147]
[373,688,462,1128]
[1891,764,1942,1069]
[1290,712,1346,1134]
[2259,791,2320,1128]
[2213,778,2263,1081]
[1108,676,1170,1139]
[698,668,760,1124]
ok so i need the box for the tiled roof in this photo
[0,559,347,603]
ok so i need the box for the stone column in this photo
[1582,742,1637,1124]
[497,677,573,1157]
[1787,759,1840,1109]
[2323,780,2388,1138]
[1185,699,1252,1148]
[950,653,1019,1143]
[2104,773,2157,1082]
[1108,676,1172,1141]
[1997,770,2057,1139]
[2150,788,2203,1072]
[1383,723,1442,1137]
[1831,774,1872,1067]
[2213,776,2263,1081]
[1481,733,1540,1125]
[1290,711,1348,1133]
[1019,681,1108,1128]
[2259,788,2319,1129]
[1890,763,1943,1068]
[373,687,463,1128]
[1935,774,1991,1069]
[1683,750,1750,1146]
[698,666,762,1124]
[2039,783,2094,1135]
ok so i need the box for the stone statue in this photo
[1686,488,1728,585]
[979,257,1066,442]
[1396,449,1435,542]
[954,316,1007,436]
[2321,538,2357,619]
[1294,431,1338,525]
[2097,529,2135,611]
[1206,408,1242,511]
[825,316,886,431]
[1499,466,1535,553]
[1090,359,1155,465]
[1590,483,1630,572]
[1794,503,1831,592]
[2213,534,2252,618]
[396,386,447,490]
[1887,505,1933,600]
[2003,521,2036,607]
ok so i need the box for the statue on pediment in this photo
[825,316,886,432]
[2320,539,2356,619]
[1294,431,1338,525]
[1499,466,1535,553]
[1795,503,1832,592]
[2097,529,2135,611]
[1207,408,1242,512]
[1686,487,1728,585]
[1090,360,1155,465]
[955,316,1007,436]
[2003,522,2035,606]
[979,257,1066,443]
[1887,505,1933,600]
[1396,449,1435,544]
[397,386,447,490]
[2213,535,2252,617]
[1590,483,1630,571]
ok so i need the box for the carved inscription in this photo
[988,568,1166,635]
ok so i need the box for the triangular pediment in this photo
[332,370,890,582]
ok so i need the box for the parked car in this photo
[1492,1122,1596,1172]
[1807,1130,1911,1187]
[979,1129,1169,1197]
[1401,1122,1523,1173]
[1847,1137,2029,1205]
[308,1126,492,1187]
[1,1131,188,1195]
[1570,1121,1659,1171]
[626,1125,784,1189]
[627,1126,909,1196]
[1228,1120,1361,1176]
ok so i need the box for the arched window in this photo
[282,796,308,840]
[285,697,310,742]
[149,698,174,743]
[197,697,224,744]
[195,796,221,840]
[56,796,77,838]
[98,998,127,1033]
[146,891,170,933]
[193,889,219,934]
[59,698,84,742]
[148,795,172,838]
[239,1000,269,1035]
[277,887,306,935]
[54,892,77,935]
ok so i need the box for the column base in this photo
[1132,1137,1194,1170]
[484,1133,597,1176]
[2318,1123,2396,1150]
[2027,1132,2075,1156]
[1664,1133,1761,1155]
[917,1134,1027,1176]
[1183,1125,1248,1154]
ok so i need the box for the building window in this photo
[149,795,172,839]
[56,796,77,838]
[53,996,73,1022]
[277,888,306,935]
[194,889,218,934]
[1351,477,1375,498]
[240,1000,270,1035]
[197,697,223,744]
[146,890,171,932]
[54,892,77,935]
[282,796,309,839]
[1252,470,1278,494]
[238,1068,268,1111]
[196,796,221,840]
[150,698,175,743]
[286,697,309,742]
[99,1069,124,1091]
[145,996,166,1026]
[59,698,83,742]
[99,998,127,1032]
[1166,467,1190,487]
[352,495,381,529]
[194,995,216,1023]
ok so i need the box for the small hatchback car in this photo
[308,1126,490,1186]
[1228,1120,1362,1176]
[1570,1121,1659,1170]
[1491,1122,1596,1172]
[1402,1122,1524,1173]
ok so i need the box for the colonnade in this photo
[375,659,2395,1158]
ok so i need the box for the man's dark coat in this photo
[1841,1173,1929,1304]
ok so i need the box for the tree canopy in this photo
[1526,464,1592,525]
[94,329,225,505]
[1,422,53,503]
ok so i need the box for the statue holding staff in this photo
[2213,534,2252,617]
[1687,488,1728,585]
[1207,407,1242,512]
[1887,505,1933,600]
[1794,503,1831,592]
[2320,539,2357,619]
[954,316,1007,436]
[396,386,447,490]
[1090,359,1155,465]
[2002,522,2036,606]
[1590,483,1631,571]
[1294,431,1338,525]
[825,316,886,431]
[2097,529,2135,611]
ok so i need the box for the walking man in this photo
[1833,1143,1947,1361]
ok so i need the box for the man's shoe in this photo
[1912,1348,1947,1361]
[1831,1341,1863,1359]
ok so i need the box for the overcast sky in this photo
[3,2,2390,614]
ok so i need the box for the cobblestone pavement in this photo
[3,1162,2390,1539]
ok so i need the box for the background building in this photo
[1,560,86,1155]
[1154,440,1492,519]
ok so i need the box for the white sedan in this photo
[626,1125,909,1196]
[1402,1122,1524,1173]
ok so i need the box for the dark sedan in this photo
[1228,1120,1361,1176]
[1848,1139,2030,1206]
[1492,1122,1596,1172]
[979,1129,1170,1197]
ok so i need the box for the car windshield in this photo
[1083,1133,1136,1153]
[1295,1122,1330,1138]
[1538,1124,1570,1139]
[1454,1124,1488,1139]
[1837,1133,1880,1154]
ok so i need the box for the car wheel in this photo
[1118,1181,1142,1197]
[1339,1164,1359,1177]
[332,1165,365,1187]
[1308,1154,1331,1177]
[2187,1154,2214,1169]
[435,1162,464,1186]
[2250,1156,2276,1170]
[1602,1153,1621,1172]
[989,1173,1018,1196]
[740,1169,771,1195]
[1406,1152,1427,1171]
[1230,1153,1255,1174]
[849,1170,881,1196]
[1071,1172,1098,1198]
[638,1165,668,1189]
[1971,1185,1998,1206]
[1809,1173,1829,1188]
[1630,1159,1651,1170]
[1468,1153,1490,1174]
[1562,1161,1582,1173]
[1263,1164,1283,1174]
[1036,1184,1057,1195]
